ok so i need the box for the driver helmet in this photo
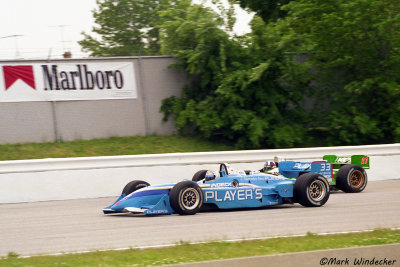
[264,161,276,171]
[205,170,220,181]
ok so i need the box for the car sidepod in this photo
[200,175,295,209]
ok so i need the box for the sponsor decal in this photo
[2,65,35,90]
[205,188,262,202]
[293,163,311,170]
[210,183,233,188]
[248,176,286,181]
[336,157,351,163]
[0,62,137,102]
[41,64,124,91]
[145,209,169,214]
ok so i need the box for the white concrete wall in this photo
[0,143,398,203]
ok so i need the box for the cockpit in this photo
[204,163,251,181]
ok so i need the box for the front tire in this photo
[336,164,367,193]
[170,181,203,215]
[122,180,150,195]
[294,173,330,207]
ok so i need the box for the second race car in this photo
[260,155,369,193]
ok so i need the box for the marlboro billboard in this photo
[0,62,137,102]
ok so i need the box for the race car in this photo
[261,155,369,193]
[103,162,330,216]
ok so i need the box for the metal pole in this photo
[14,36,20,58]
[46,55,60,142]
[137,45,150,135]
[51,101,60,142]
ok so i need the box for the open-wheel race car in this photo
[103,162,330,216]
[261,155,369,193]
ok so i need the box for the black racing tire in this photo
[294,173,330,207]
[336,164,367,193]
[169,181,203,215]
[122,180,150,195]
[192,170,208,181]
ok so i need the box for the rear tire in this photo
[336,164,367,193]
[170,181,203,215]
[192,170,207,181]
[294,173,330,207]
[122,180,150,195]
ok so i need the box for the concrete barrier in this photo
[0,143,399,203]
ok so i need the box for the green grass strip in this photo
[1,229,399,266]
[0,135,232,161]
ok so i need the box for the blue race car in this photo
[103,163,330,216]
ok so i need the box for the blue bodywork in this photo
[103,169,298,215]
[104,184,175,215]
[278,161,333,183]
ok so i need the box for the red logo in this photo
[2,65,36,90]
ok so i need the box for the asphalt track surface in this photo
[1,180,399,257]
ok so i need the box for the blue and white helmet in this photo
[205,170,220,181]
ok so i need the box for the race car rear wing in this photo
[322,155,370,169]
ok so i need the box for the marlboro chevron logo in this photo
[0,62,137,102]
[2,65,36,90]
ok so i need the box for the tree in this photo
[281,0,400,144]
[82,0,400,147]
[235,0,292,22]
[79,0,181,57]
[159,4,309,148]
